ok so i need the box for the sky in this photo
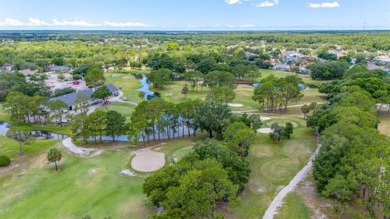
[0,0,389,30]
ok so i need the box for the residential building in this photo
[50,83,120,110]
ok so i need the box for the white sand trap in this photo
[260,117,271,121]
[131,150,165,172]
[257,128,273,134]
[228,103,244,107]
[120,169,136,176]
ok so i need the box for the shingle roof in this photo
[50,83,119,107]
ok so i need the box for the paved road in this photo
[62,138,102,157]
[262,134,321,219]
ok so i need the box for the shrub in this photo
[0,155,11,167]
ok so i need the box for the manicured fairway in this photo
[228,115,316,218]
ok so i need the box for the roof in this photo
[50,83,119,107]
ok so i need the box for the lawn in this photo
[154,79,325,112]
[228,115,317,218]
[97,102,137,122]
[0,135,209,219]
[259,69,331,87]
[0,115,316,219]
[275,193,312,219]
[105,73,143,103]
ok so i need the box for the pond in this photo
[0,121,68,140]
[1,121,195,143]
[136,75,157,100]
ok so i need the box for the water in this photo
[0,121,68,139]
[0,121,10,136]
[136,75,156,100]
[1,121,194,142]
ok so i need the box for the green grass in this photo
[0,135,60,158]
[259,69,331,87]
[228,115,317,218]
[275,193,312,219]
[0,136,207,219]
[105,73,143,103]
[0,103,11,122]
[0,149,150,219]
[97,102,136,122]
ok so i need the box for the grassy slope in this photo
[0,137,202,219]
[228,116,317,218]
[0,149,149,219]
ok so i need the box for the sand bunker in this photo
[120,169,136,176]
[131,149,165,172]
[228,103,244,107]
[260,117,271,121]
[257,128,273,134]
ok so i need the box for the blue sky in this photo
[0,0,389,30]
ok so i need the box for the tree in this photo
[239,113,263,133]
[148,68,174,89]
[203,71,236,90]
[166,41,180,51]
[86,111,107,143]
[283,122,294,139]
[162,160,238,219]
[105,110,127,142]
[301,104,310,119]
[47,148,62,171]
[49,100,68,126]
[85,64,105,87]
[8,126,31,156]
[74,92,89,114]
[181,84,189,99]
[206,86,236,103]
[194,101,232,138]
[223,122,255,157]
[269,123,284,142]
[184,71,204,92]
[91,86,111,103]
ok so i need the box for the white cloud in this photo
[0,18,26,26]
[0,18,150,28]
[308,1,340,8]
[104,21,151,28]
[253,0,279,8]
[225,0,242,5]
[52,19,98,27]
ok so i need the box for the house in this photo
[299,67,310,74]
[19,69,37,77]
[374,56,390,64]
[366,63,390,72]
[44,65,71,72]
[3,63,12,71]
[273,64,291,72]
[50,83,120,110]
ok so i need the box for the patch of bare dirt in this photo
[295,177,332,219]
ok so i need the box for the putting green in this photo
[261,158,300,182]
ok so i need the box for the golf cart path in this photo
[263,141,322,219]
[62,138,102,157]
